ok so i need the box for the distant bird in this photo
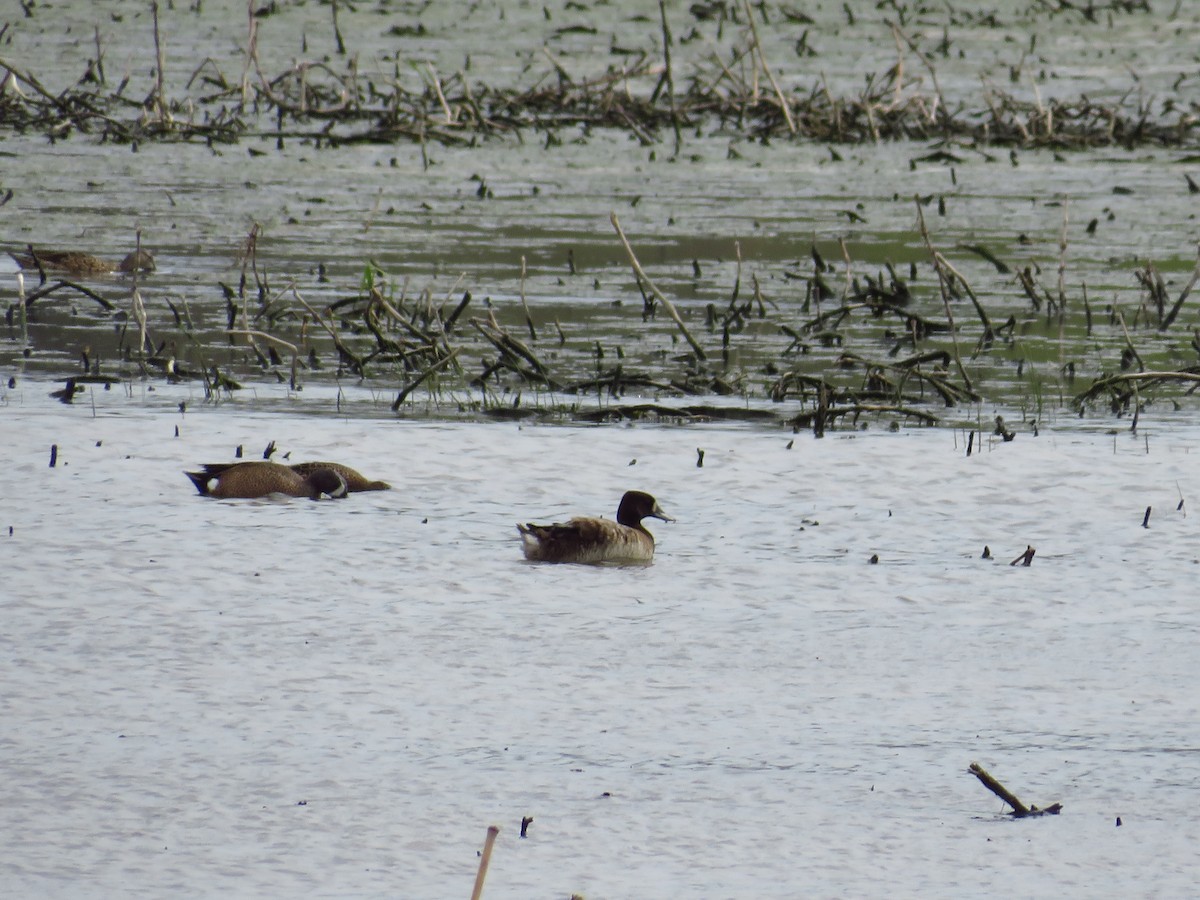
[8,248,155,277]
[185,461,347,500]
[518,490,673,564]
[288,461,390,492]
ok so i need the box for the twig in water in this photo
[656,0,682,155]
[610,212,707,361]
[519,255,537,341]
[1160,242,1200,330]
[968,762,1062,817]
[743,0,796,133]
[330,0,345,55]
[1009,546,1035,566]
[150,2,170,126]
[392,348,461,410]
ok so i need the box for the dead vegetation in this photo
[10,202,1200,432]
[0,1,1194,153]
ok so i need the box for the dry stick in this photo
[330,0,346,55]
[519,255,537,341]
[471,317,553,383]
[742,0,796,133]
[540,46,573,84]
[1114,309,1146,371]
[93,25,106,85]
[838,236,853,294]
[968,762,1061,817]
[890,22,945,122]
[372,291,448,356]
[16,272,27,347]
[391,347,461,411]
[1009,546,1036,566]
[968,763,1029,814]
[890,27,906,109]
[1056,201,1069,321]
[150,1,170,125]
[914,201,976,393]
[1160,242,1200,330]
[239,0,257,108]
[610,212,707,361]
[730,240,743,308]
[427,64,454,124]
[235,226,266,366]
[469,825,500,900]
[292,286,366,370]
[132,287,147,364]
[226,329,297,356]
[657,0,683,155]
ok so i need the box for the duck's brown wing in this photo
[186,461,311,499]
[519,516,651,563]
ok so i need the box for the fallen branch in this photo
[968,762,1062,817]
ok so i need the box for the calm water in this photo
[4,4,1200,897]
[2,384,1199,897]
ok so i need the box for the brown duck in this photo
[518,491,674,564]
[185,461,348,500]
[8,248,156,277]
[288,461,390,492]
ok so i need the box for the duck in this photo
[8,248,156,277]
[518,490,674,564]
[288,461,390,492]
[185,461,348,500]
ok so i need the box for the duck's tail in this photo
[184,470,212,495]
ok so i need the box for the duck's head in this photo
[617,491,674,527]
[306,468,349,500]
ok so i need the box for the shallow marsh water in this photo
[4,3,1200,422]
[3,385,1200,897]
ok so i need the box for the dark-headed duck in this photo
[518,490,673,564]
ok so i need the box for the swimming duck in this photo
[185,461,348,500]
[288,461,390,492]
[8,248,155,277]
[518,490,674,564]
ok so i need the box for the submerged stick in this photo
[392,347,461,410]
[1009,545,1035,566]
[1160,242,1200,330]
[610,212,707,361]
[469,825,499,900]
